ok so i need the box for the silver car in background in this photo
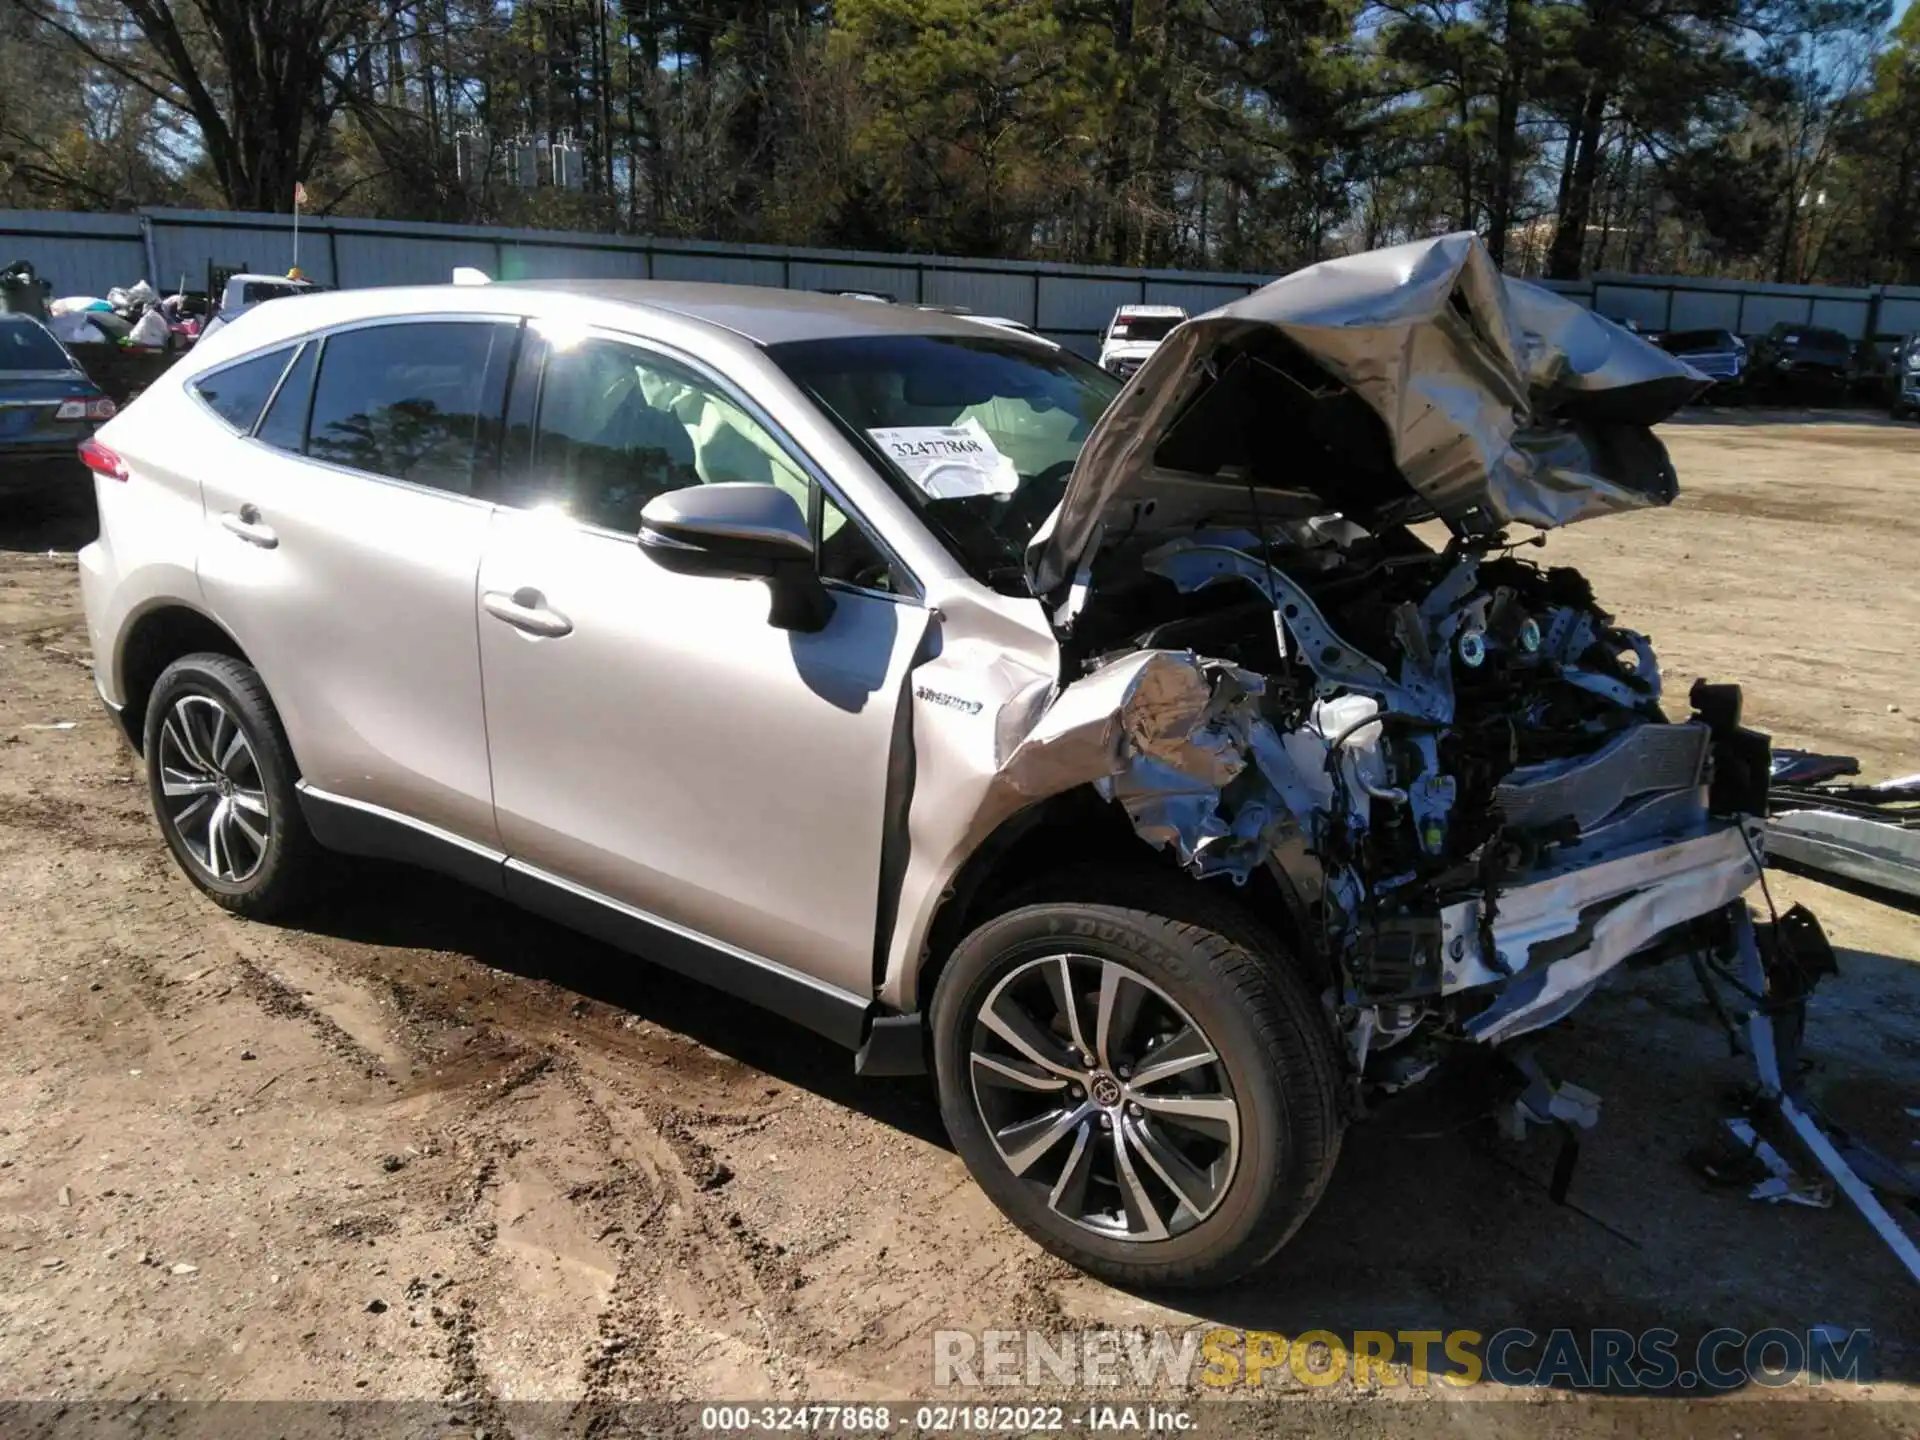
[77,237,1769,1288]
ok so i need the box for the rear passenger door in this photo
[193,317,516,851]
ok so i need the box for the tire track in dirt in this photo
[286,913,836,1397]
[407,1038,572,1423]
[0,793,159,853]
[0,681,1093,1404]
[553,1054,818,1403]
[550,1062,676,1415]
[435,1293,510,1439]
[229,951,392,1078]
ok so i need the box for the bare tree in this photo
[9,0,403,210]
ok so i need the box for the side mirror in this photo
[638,482,834,633]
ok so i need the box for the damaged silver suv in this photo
[79,235,1764,1288]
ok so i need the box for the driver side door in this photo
[476,325,929,1028]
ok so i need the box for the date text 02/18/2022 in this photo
[698,1404,1194,1433]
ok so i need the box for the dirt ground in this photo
[1,413,1917,1420]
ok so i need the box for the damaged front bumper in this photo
[991,641,1769,1070]
[1765,754,1920,903]
[1441,817,1767,1045]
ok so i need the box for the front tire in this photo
[931,874,1342,1288]
[143,652,321,920]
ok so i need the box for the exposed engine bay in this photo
[991,233,1777,1100]
[1018,520,1771,1094]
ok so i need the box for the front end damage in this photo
[993,574,1771,1099]
[992,233,1783,1106]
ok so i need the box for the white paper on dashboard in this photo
[865,419,1020,499]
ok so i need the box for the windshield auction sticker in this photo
[866,420,1019,500]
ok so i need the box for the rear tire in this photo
[142,653,322,920]
[931,872,1342,1288]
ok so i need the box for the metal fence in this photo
[5,206,1919,356]
[1581,273,1920,343]
[0,208,1271,359]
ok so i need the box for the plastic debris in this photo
[1724,1118,1834,1208]
[1739,911,1920,1284]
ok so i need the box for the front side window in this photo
[194,346,296,433]
[509,333,900,591]
[522,337,741,531]
[769,334,1119,590]
[305,321,508,493]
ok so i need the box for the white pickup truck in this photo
[197,273,323,342]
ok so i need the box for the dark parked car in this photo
[1654,327,1747,392]
[0,312,115,495]
[1748,322,1852,400]
[1849,331,1912,406]
[1894,335,1920,420]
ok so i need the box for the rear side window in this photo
[0,319,72,371]
[194,346,296,432]
[254,341,318,452]
[305,322,508,494]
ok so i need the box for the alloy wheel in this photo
[968,953,1241,1242]
[156,693,270,884]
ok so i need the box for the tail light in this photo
[78,437,128,480]
[55,396,117,422]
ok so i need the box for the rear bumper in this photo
[1766,362,1847,383]
[0,447,86,491]
[1439,818,1765,1045]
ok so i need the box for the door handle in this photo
[482,587,573,638]
[219,504,279,549]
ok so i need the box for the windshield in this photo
[0,320,73,372]
[1781,327,1848,349]
[770,334,1121,590]
[1660,329,1735,352]
[238,281,312,306]
[1109,314,1182,343]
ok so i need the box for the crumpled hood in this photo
[1028,232,1707,596]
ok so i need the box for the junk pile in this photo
[0,259,53,318]
[48,280,172,350]
[31,272,195,404]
